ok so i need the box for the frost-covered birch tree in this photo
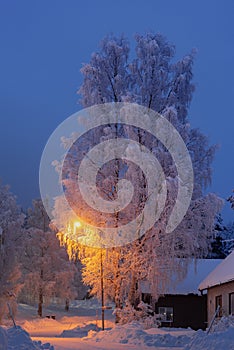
[0,183,23,323]
[19,200,77,316]
[54,33,222,319]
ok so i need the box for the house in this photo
[140,259,221,330]
[199,250,234,326]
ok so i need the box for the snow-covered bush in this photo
[115,301,159,328]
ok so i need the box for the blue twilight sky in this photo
[0,0,233,222]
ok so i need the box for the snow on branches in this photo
[0,182,24,322]
[52,32,222,320]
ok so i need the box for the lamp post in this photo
[100,248,105,330]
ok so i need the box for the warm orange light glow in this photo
[74,221,81,228]
[73,221,82,235]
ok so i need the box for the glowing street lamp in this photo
[73,221,81,234]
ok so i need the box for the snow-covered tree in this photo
[20,228,75,315]
[54,33,222,318]
[208,214,234,258]
[19,200,77,316]
[228,190,234,210]
[78,32,222,239]
[26,198,51,232]
[0,182,24,323]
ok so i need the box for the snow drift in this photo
[0,326,54,350]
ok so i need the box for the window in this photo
[215,295,222,318]
[229,293,234,315]
[158,307,173,322]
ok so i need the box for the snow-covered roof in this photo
[199,250,234,291]
[140,259,222,295]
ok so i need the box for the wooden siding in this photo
[207,280,234,325]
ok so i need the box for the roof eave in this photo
[199,277,234,291]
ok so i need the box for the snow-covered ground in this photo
[1,299,234,349]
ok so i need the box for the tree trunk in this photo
[114,292,122,323]
[38,288,43,317]
[128,274,139,308]
[65,298,69,312]
[38,267,44,317]
[114,266,123,323]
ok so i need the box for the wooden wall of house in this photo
[207,281,234,325]
[154,294,207,330]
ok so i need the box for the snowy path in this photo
[15,302,187,349]
[32,336,183,350]
[3,302,234,349]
